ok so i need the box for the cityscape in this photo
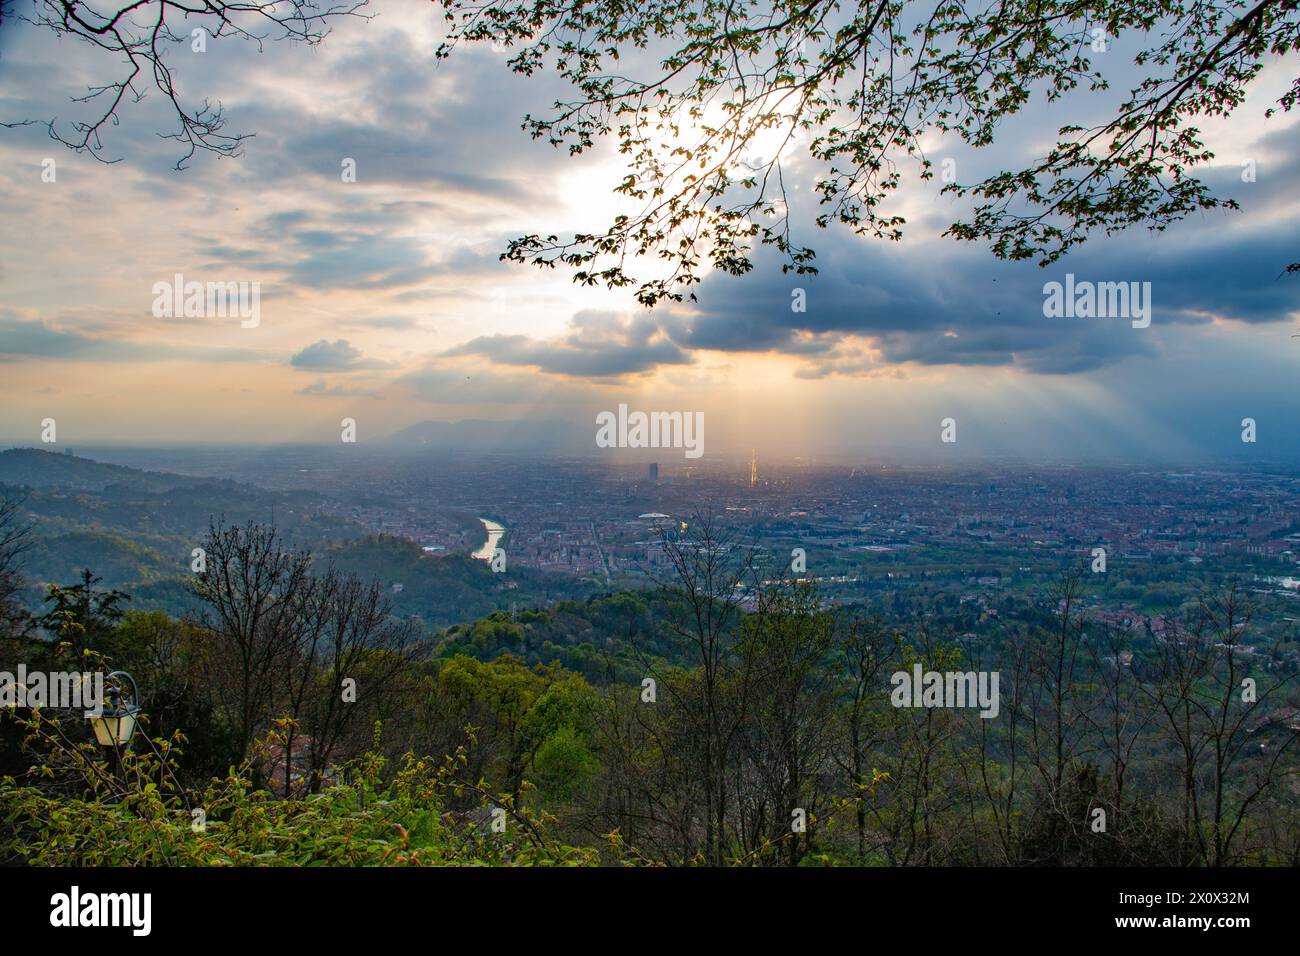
[1,0,1297,929]
[10,444,1300,641]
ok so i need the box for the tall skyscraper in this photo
[750,449,757,487]
[649,462,659,483]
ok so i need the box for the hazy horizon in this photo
[4,440,1299,472]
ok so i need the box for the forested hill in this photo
[0,448,598,629]
[0,447,211,492]
[323,536,599,629]
[431,590,673,684]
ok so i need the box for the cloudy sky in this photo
[1,0,1297,462]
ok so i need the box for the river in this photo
[471,517,505,561]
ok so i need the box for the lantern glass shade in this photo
[90,707,138,747]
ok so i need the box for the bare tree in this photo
[7,0,368,167]
[1141,583,1299,866]
[734,579,840,865]
[831,610,900,860]
[1021,565,1092,822]
[294,573,423,793]
[434,0,1299,303]
[0,494,34,644]
[629,514,757,865]
[867,621,971,865]
[191,519,314,762]
[1083,618,1153,852]
[970,629,1030,864]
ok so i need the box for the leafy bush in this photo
[0,713,596,867]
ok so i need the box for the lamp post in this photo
[88,671,141,786]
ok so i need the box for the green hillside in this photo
[2,448,597,628]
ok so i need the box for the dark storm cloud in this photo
[443,311,692,377]
[666,207,1299,376]
[1128,229,1300,324]
[875,321,1160,374]
[1187,120,1300,213]
[264,118,539,201]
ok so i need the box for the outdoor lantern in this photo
[89,671,140,748]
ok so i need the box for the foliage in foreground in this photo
[0,714,596,867]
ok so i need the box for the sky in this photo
[0,0,1297,463]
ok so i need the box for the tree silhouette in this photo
[433,0,1298,302]
[4,0,368,168]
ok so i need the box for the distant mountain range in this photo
[383,419,590,453]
